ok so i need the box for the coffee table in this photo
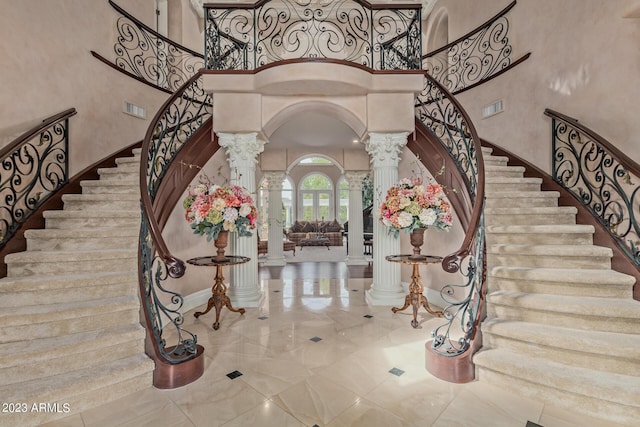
[299,236,330,250]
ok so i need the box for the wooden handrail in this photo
[0,108,77,160]
[90,51,173,95]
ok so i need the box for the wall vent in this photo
[123,101,146,119]
[482,99,504,118]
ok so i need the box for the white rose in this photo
[397,211,414,228]
[419,208,437,226]
[239,203,252,217]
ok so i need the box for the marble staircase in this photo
[474,147,640,426]
[0,149,153,427]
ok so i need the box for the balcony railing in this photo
[204,0,421,70]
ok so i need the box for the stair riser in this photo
[7,256,137,277]
[486,183,541,192]
[486,170,524,178]
[487,233,592,245]
[0,283,136,307]
[485,197,558,208]
[487,254,611,269]
[485,213,576,226]
[484,158,508,166]
[45,216,140,229]
[487,277,632,298]
[484,334,640,377]
[26,236,139,251]
[1,368,153,427]
[0,339,145,386]
[81,185,139,195]
[476,368,639,427]
[97,170,138,181]
[0,309,140,343]
[62,199,139,211]
[487,304,637,334]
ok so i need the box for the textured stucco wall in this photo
[0,0,171,175]
[427,0,640,172]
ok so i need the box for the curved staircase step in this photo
[43,209,140,228]
[487,244,612,269]
[485,190,560,208]
[487,224,594,245]
[0,324,146,385]
[485,206,577,225]
[482,319,640,376]
[61,193,140,210]
[474,348,640,426]
[0,354,154,427]
[486,177,542,192]
[488,266,635,298]
[4,248,137,276]
[487,290,640,333]
[24,227,139,250]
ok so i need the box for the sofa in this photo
[286,220,344,246]
[258,237,296,256]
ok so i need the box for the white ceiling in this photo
[267,111,361,150]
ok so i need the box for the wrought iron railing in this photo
[106,0,204,92]
[139,72,212,365]
[415,73,486,362]
[423,0,527,95]
[0,108,76,248]
[204,0,421,70]
[546,108,640,268]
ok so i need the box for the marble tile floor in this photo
[44,278,625,427]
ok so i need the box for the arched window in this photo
[299,173,333,221]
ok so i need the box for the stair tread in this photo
[43,210,140,218]
[25,227,139,238]
[487,244,612,256]
[482,319,640,357]
[5,248,137,263]
[81,179,138,186]
[485,190,559,198]
[0,324,144,364]
[488,266,636,285]
[0,354,154,402]
[486,206,577,213]
[485,165,525,172]
[474,348,640,407]
[488,290,640,318]
[486,177,542,183]
[0,271,136,291]
[62,193,140,201]
[0,295,139,319]
[487,224,594,233]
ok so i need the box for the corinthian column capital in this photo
[217,132,266,168]
[365,132,410,168]
[344,171,369,191]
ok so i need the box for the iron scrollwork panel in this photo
[0,121,69,246]
[423,16,512,93]
[552,119,640,265]
[139,213,198,362]
[205,8,253,70]
[114,16,204,91]
[376,9,421,70]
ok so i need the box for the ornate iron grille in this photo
[415,74,485,357]
[548,111,640,267]
[204,0,421,70]
[0,110,74,247]
[139,73,212,364]
[109,1,204,92]
[423,1,515,94]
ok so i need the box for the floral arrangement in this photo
[183,175,257,241]
[379,177,453,236]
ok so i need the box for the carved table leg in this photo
[194,264,245,330]
[391,264,443,328]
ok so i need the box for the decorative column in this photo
[344,171,369,266]
[364,132,409,306]
[217,132,266,308]
[264,171,286,266]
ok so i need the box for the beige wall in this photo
[428,0,640,172]
[1,0,169,175]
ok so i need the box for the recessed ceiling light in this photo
[352,139,359,144]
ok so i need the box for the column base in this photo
[228,289,265,308]
[365,285,405,306]
[346,257,370,266]
[264,257,286,266]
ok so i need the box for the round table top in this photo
[385,254,443,264]
[187,255,250,267]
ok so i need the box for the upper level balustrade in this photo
[204,0,422,70]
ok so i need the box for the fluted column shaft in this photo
[264,171,286,266]
[364,132,409,306]
[344,171,369,265]
[217,132,266,307]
